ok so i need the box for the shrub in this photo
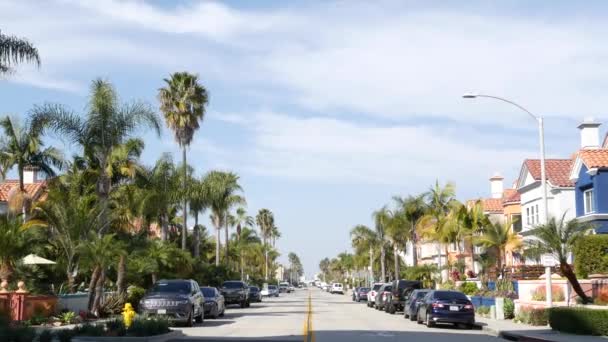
[74,323,104,337]
[439,281,456,290]
[594,287,608,305]
[574,235,608,278]
[106,318,126,337]
[515,306,548,326]
[38,330,54,342]
[59,311,76,325]
[549,307,608,335]
[476,305,491,317]
[127,317,170,337]
[503,298,515,319]
[458,282,478,295]
[55,328,75,342]
[496,279,515,292]
[466,270,477,279]
[127,286,146,311]
[531,285,565,302]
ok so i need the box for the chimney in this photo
[23,167,38,184]
[490,172,504,199]
[578,117,601,149]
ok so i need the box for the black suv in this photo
[385,279,422,314]
[220,281,250,308]
[139,279,204,326]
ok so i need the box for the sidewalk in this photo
[475,317,608,342]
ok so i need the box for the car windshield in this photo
[201,287,216,297]
[415,291,429,299]
[359,288,370,292]
[250,287,259,291]
[223,281,243,289]
[434,291,469,300]
[268,285,277,290]
[384,286,392,291]
[150,282,190,294]
[372,284,382,291]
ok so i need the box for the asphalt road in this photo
[171,287,501,342]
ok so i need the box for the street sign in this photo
[542,254,556,267]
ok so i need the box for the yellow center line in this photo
[303,290,314,342]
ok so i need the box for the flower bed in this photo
[45,317,174,341]
[549,307,608,335]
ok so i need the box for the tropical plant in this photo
[229,208,254,278]
[393,194,427,266]
[475,220,521,274]
[256,208,274,280]
[457,200,490,272]
[0,30,40,75]
[189,177,209,258]
[0,215,42,282]
[385,207,410,281]
[158,72,209,250]
[31,79,161,233]
[0,115,63,215]
[527,214,592,303]
[234,227,261,280]
[372,206,391,282]
[350,224,378,284]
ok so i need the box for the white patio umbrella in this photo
[22,254,56,265]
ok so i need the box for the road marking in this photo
[303,291,314,342]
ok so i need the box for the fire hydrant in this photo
[122,303,136,328]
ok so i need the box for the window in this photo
[526,207,530,225]
[584,189,595,214]
[512,214,522,233]
[535,204,539,223]
[530,206,535,225]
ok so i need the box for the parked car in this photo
[249,286,262,302]
[220,281,250,308]
[367,283,384,308]
[404,289,430,321]
[351,287,360,301]
[279,282,290,293]
[139,279,204,326]
[289,284,296,292]
[374,284,392,311]
[200,286,225,319]
[416,290,475,328]
[268,285,280,297]
[330,283,344,294]
[355,287,370,302]
[385,280,422,314]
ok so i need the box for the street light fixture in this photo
[462,93,552,306]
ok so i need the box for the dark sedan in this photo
[355,287,370,302]
[249,286,262,302]
[139,279,204,326]
[416,290,475,328]
[404,289,430,321]
[201,286,225,319]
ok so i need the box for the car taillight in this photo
[464,304,474,310]
[432,302,444,308]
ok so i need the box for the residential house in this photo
[0,168,47,215]
[569,120,608,233]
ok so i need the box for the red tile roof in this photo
[578,149,608,169]
[524,159,574,187]
[503,188,521,204]
[466,198,504,213]
[0,180,47,202]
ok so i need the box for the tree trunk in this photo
[91,268,105,316]
[469,238,476,275]
[193,214,200,258]
[66,271,75,294]
[369,246,373,286]
[96,163,111,235]
[265,240,269,281]
[224,213,229,266]
[394,247,400,280]
[182,147,188,250]
[87,266,100,312]
[117,255,127,296]
[160,213,167,241]
[380,245,386,282]
[0,262,13,284]
[152,272,157,284]
[560,262,590,303]
[411,221,418,266]
[215,226,220,266]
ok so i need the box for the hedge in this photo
[549,307,608,335]
[574,235,608,278]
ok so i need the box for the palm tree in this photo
[385,208,410,280]
[256,209,274,280]
[271,225,281,248]
[202,171,245,266]
[394,194,427,266]
[229,208,254,277]
[31,79,161,233]
[350,224,378,285]
[0,116,64,216]
[0,215,42,283]
[457,200,490,273]
[527,214,592,303]
[0,30,40,74]
[372,206,391,282]
[475,220,521,274]
[189,177,209,258]
[158,72,209,250]
[235,227,261,280]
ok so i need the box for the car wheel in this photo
[357,298,361,302]
[246,300,251,308]
[409,311,417,321]
[240,300,246,308]
[219,305,225,317]
[426,313,434,328]
[416,311,423,324]
[185,310,193,327]
[211,304,219,319]
[389,305,396,315]
[195,309,204,323]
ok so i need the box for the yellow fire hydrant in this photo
[122,303,136,328]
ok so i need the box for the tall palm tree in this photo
[271,225,281,248]
[0,30,40,75]
[256,209,274,280]
[235,227,261,280]
[423,180,457,278]
[202,171,245,266]
[385,208,410,280]
[475,220,521,274]
[158,72,209,250]
[31,79,161,233]
[350,224,378,284]
[372,206,391,282]
[229,207,254,277]
[527,214,592,303]
[457,200,490,273]
[189,177,209,258]
[0,116,64,216]
[394,194,427,266]
[0,215,42,283]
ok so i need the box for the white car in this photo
[367,283,384,307]
[330,283,344,294]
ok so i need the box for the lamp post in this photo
[462,93,551,307]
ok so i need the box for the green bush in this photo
[531,285,565,302]
[574,235,608,278]
[439,281,456,290]
[106,318,126,336]
[458,282,478,295]
[515,306,547,326]
[127,317,170,337]
[55,328,75,342]
[38,330,54,342]
[549,307,608,335]
[476,305,491,317]
[503,298,515,319]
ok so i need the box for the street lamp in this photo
[462,93,552,306]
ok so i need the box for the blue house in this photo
[569,120,608,233]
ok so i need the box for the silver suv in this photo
[139,279,204,326]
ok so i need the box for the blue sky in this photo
[1,0,608,277]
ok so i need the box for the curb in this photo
[475,323,556,342]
